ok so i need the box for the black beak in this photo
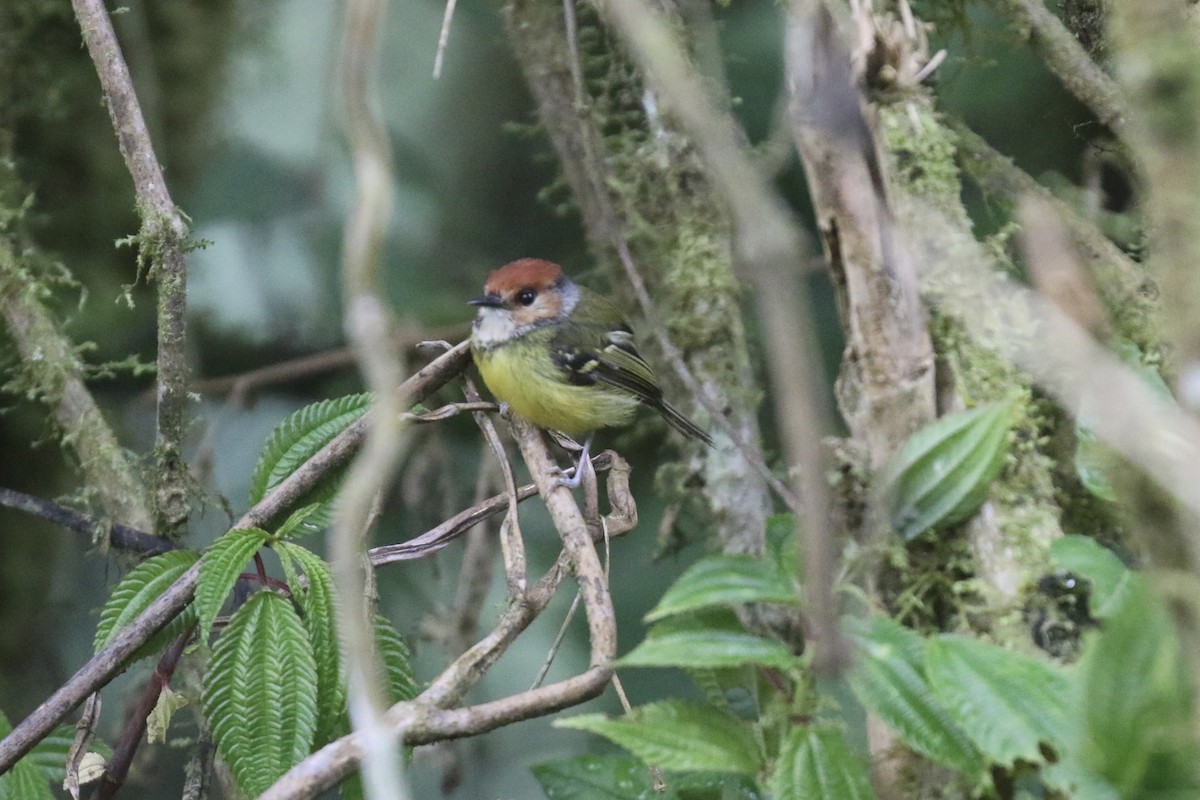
[469,293,503,308]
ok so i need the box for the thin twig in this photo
[72,0,192,535]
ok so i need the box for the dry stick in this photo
[595,0,846,672]
[993,0,1126,132]
[336,0,409,793]
[258,444,634,800]
[0,342,471,774]
[72,0,191,534]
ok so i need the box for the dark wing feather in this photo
[549,325,712,445]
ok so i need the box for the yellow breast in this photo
[473,344,639,438]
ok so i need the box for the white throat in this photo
[472,306,519,347]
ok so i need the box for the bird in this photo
[469,258,712,486]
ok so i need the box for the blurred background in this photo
[0,0,1105,795]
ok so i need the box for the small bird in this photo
[469,258,712,485]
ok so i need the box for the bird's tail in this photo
[658,400,715,447]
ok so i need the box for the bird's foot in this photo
[551,435,592,490]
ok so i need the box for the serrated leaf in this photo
[249,395,371,533]
[201,592,319,797]
[882,402,1013,540]
[94,550,200,654]
[276,541,345,746]
[646,555,798,622]
[557,701,762,776]
[770,725,876,800]
[925,634,1073,766]
[1078,578,1199,796]
[1048,536,1131,619]
[196,527,270,636]
[0,758,55,800]
[23,725,76,784]
[275,504,326,541]
[846,617,983,776]
[375,615,418,703]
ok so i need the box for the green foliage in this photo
[769,726,876,800]
[621,611,796,671]
[531,755,760,799]
[195,527,271,636]
[847,617,983,777]
[1049,535,1131,619]
[276,541,344,747]
[93,549,199,659]
[375,613,419,703]
[645,554,798,622]
[248,394,370,533]
[924,634,1072,766]
[1077,579,1199,796]
[558,701,763,776]
[0,710,55,800]
[881,401,1013,540]
[201,591,319,797]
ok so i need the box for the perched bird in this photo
[469,258,712,484]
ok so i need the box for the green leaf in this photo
[1078,578,1199,796]
[846,617,983,776]
[276,541,345,746]
[196,527,271,636]
[94,550,200,655]
[925,634,1073,766]
[646,555,798,622]
[275,503,327,540]
[882,401,1013,540]
[375,614,418,703]
[0,759,55,800]
[201,592,319,797]
[1048,536,1131,619]
[621,618,796,671]
[24,725,76,783]
[770,725,876,800]
[531,754,668,799]
[557,701,762,776]
[766,513,800,577]
[249,394,371,533]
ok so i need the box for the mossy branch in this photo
[0,240,153,531]
[71,0,192,536]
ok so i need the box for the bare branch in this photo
[71,0,192,535]
[0,487,172,555]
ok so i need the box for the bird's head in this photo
[469,259,580,343]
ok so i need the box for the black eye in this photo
[516,288,537,306]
